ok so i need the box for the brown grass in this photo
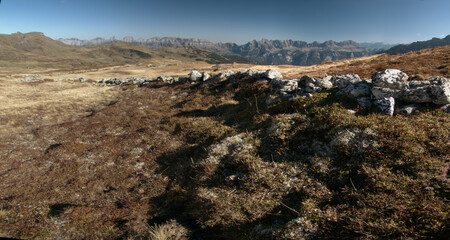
[0,45,449,239]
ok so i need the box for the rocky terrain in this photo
[59,36,391,66]
[0,44,449,239]
[386,34,450,55]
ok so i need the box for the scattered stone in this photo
[402,76,450,105]
[21,76,44,83]
[374,97,395,116]
[398,104,419,116]
[98,77,153,86]
[189,70,203,81]
[372,69,409,89]
[332,74,362,89]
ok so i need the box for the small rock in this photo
[398,104,419,116]
[374,97,395,116]
[202,72,211,81]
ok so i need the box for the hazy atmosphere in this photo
[1,0,449,43]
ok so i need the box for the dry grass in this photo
[0,45,449,239]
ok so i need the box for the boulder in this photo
[332,74,361,89]
[374,97,395,116]
[269,79,298,93]
[344,80,372,98]
[264,69,283,80]
[372,69,408,89]
[189,70,203,81]
[402,76,450,105]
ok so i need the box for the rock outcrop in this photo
[93,67,449,116]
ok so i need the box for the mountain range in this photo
[59,36,396,66]
[386,34,450,54]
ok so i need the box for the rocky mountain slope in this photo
[59,36,390,66]
[386,34,450,54]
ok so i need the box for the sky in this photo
[0,0,449,44]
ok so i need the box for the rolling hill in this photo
[0,32,254,71]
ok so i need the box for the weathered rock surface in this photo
[374,97,395,116]
[299,75,322,93]
[332,74,362,89]
[269,79,298,93]
[371,86,403,99]
[316,74,333,89]
[343,80,372,98]
[264,69,283,80]
[202,72,211,81]
[372,69,409,89]
[402,76,450,105]
[157,75,175,84]
[98,77,153,86]
[189,70,203,81]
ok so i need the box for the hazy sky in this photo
[0,0,449,44]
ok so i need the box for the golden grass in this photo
[0,78,119,134]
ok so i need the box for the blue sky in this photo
[0,0,449,44]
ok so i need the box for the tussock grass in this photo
[1,46,449,239]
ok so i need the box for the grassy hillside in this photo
[0,32,254,71]
[0,43,448,239]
